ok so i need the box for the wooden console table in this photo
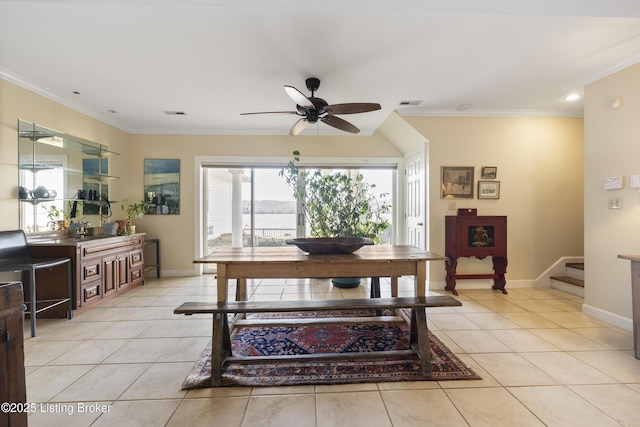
[617,254,640,360]
[445,215,508,295]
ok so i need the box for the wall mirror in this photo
[144,159,180,214]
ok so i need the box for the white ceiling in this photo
[2,0,640,136]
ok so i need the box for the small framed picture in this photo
[478,181,500,199]
[441,166,474,199]
[481,166,497,179]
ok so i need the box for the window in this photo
[201,162,396,261]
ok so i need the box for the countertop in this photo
[27,233,144,246]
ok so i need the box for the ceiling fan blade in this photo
[284,85,315,109]
[289,118,309,136]
[326,103,381,115]
[240,111,297,115]
[322,115,360,134]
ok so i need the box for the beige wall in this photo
[403,116,585,286]
[584,62,640,324]
[0,79,131,231]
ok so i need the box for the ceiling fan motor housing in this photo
[305,77,321,93]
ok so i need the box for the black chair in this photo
[0,230,73,337]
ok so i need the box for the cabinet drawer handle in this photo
[84,286,99,300]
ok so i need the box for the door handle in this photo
[417,222,424,226]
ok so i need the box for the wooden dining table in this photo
[194,244,446,304]
[186,245,454,385]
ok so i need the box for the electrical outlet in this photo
[448,202,457,210]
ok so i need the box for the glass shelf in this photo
[18,119,121,232]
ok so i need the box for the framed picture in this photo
[144,159,180,214]
[481,166,497,179]
[441,166,474,199]
[478,181,500,199]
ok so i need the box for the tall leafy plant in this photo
[280,150,390,242]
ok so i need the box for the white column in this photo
[230,169,244,247]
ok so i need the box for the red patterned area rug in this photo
[182,311,480,388]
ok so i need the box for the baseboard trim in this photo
[582,304,633,331]
[429,279,535,291]
[154,269,199,277]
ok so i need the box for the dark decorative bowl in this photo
[285,237,373,254]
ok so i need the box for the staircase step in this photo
[550,275,584,287]
[565,262,584,270]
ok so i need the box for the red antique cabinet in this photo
[445,215,508,295]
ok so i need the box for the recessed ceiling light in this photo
[563,93,582,102]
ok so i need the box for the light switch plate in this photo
[630,175,640,188]
[604,176,624,190]
[608,197,623,209]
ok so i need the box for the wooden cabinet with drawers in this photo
[28,234,145,312]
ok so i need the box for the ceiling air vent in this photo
[398,100,422,106]
[163,111,187,115]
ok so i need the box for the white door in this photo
[405,151,426,249]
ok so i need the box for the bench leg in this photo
[211,312,232,387]
[410,307,431,375]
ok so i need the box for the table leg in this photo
[414,260,427,297]
[391,276,398,297]
[235,278,247,301]
[630,261,640,360]
[370,277,380,298]
[216,264,228,303]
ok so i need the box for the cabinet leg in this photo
[445,256,459,296]
[492,257,508,294]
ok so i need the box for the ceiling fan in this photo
[241,77,381,136]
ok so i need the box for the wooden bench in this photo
[175,295,461,386]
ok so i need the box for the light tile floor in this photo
[23,276,640,427]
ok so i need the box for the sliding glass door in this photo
[202,164,395,262]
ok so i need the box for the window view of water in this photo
[205,166,394,250]
[242,213,296,230]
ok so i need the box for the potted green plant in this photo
[281,150,391,287]
[43,204,70,231]
[119,199,149,236]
